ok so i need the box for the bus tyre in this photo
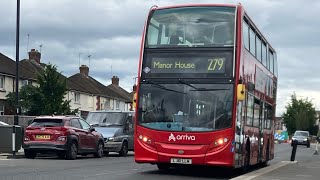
[119,141,128,157]
[157,164,170,171]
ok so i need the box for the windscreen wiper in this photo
[106,123,122,127]
[143,80,186,94]
[178,80,197,90]
[189,88,229,91]
[91,123,107,127]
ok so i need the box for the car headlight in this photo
[108,137,115,141]
[292,137,296,140]
[304,138,308,141]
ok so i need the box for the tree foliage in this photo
[282,93,318,135]
[6,64,77,116]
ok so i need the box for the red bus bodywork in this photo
[134,4,277,169]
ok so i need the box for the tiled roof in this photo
[0,53,15,76]
[106,84,132,103]
[1,52,133,102]
[0,54,36,80]
[67,73,129,102]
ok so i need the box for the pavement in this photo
[0,148,25,159]
[233,143,320,180]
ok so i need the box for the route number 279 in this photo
[207,58,224,71]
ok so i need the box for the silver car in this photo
[86,111,134,156]
[291,130,310,148]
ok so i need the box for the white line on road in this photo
[230,161,297,180]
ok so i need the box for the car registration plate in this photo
[170,158,192,164]
[36,135,51,139]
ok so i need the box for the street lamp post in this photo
[14,0,20,125]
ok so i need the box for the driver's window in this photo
[126,115,133,129]
[79,119,90,130]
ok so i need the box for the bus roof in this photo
[154,4,237,10]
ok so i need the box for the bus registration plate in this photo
[170,158,192,164]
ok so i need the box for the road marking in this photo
[296,174,312,177]
[230,161,297,180]
[86,169,139,177]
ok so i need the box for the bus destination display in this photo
[150,57,226,74]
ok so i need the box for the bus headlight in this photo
[138,134,156,151]
[208,137,230,152]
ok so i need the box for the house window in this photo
[22,80,32,86]
[116,100,120,110]
[0,104,4,115]
[0,76,4,90]
[74,93,80,103]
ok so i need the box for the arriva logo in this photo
[168,133,196,141]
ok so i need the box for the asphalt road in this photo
[0,143,310,180]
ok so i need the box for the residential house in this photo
[67,66,133,118]
[0,52,39,115]
[0,49,134,118]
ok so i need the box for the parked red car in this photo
[23,115,104,160]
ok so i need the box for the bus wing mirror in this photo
[132,92,137,109]
[237,84,246,101]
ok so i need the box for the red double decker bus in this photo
[134,3,278,170]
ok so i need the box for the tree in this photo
[6,84,42,115]
[282,93,318,135]
[6,63,77,116]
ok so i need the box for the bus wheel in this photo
[157,164,170,171]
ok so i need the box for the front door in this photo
[258,101,264,161]
[79,119,96,149]
[70,118,88,149]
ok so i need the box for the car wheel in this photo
[119,141,128,157]
[66,141,78,160]
[25,150,36,159]
[307,142,310,148]
[56,151,65,159]
[94,141,104,158]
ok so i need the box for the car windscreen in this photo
[294,131,309,137]
[30,119,64,127]
[86,112,128,126]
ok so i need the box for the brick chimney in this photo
[111,76,119,86]
[133,84,137,92]
[79,65,89,76]
[28,49,41,64]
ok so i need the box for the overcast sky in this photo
[1,0,319,116]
